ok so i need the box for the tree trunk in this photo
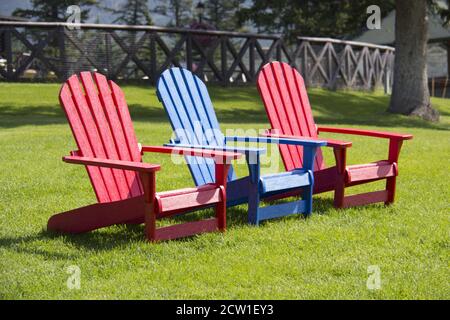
[388,0,439,122]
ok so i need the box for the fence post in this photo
[249,37,255,82]
[186,33,193,71]
[221,36,227,86]
[302,41,309,87]
[327,42,333,88]
[4,28,13,80]
[276,38,282,61]
[105,32,112,78]
[57,26,67,80]
[149,31,156,84]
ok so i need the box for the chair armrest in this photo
[226,135,325,171]
[164,142,266,156]
[225,135,327,147]
[63,155,161,173]
[262,130,351,149]
[141,145,242,162]
[317,126,413,140]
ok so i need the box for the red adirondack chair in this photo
[257,62,413,208]
[47,72,241,241]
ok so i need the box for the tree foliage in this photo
[238,0,395,41]
[155,0,193,28]
[429,0,450,25]
[204,0,245,31]
[109,0,153,25]
[13,0,97,22]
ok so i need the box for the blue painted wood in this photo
[226,176,250,205]
[303,171,314,215]
[156,68,236,184]
[157,67,326,224]
[260,169,311,194]
[258,200,306,221]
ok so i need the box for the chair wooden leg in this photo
[245,160,261,225]
[333,181,346,208]
[385,176,397,205]
[248,187,261,225]
[215,163,230,232]
[385,139,402,205]
[303,170,314,215]
[333,147,347,209]
[140,172,157,241]
[216,186,226,231]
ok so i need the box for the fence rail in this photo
[296,36,395,91]
[0,21,395,91]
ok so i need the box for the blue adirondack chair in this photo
[156,67,327,225]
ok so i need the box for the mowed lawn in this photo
[0,81,449,300]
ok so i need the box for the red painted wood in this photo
[263,130,352,148]
[257,61,325,171]
[109,80,142,163]
[258,65,298,170]
[313,166,338,194]
[158,187,222,213]
[47,195,145,233]
[63,155,161,173]
[94,73,142,197]
[140,171,157,241]
[346,161,397,183]
[386,175,397,205]
[80,72,130,200]
[155,218,218,241]
[67,75,122,201]
[107,76,144,193]
[141,145,241,161]
[318,126,413,140]
[157,183,217,198]
[388,140,404,163]
[269,62,304,169]
[342,190,389,208]
[216,186,227,231]
[333,147,347,208]
[59,84,110,203]
[386,139,403,204]
[215,163,230,231]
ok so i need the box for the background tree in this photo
[388,0,447,121]
[205,0,245,31]
[237,0,395,42]
[109,0,153,25]
[13,0,97,22]
[155,0,193,28]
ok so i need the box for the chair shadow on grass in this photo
[0,197,336,258]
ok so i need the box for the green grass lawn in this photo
[0,82,449,299]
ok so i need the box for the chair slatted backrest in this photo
[59,72,143,203]
[257,62,325,172]
[156,67,236,186]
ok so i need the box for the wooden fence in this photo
[429,76,450,98]
[0,21,395,91]
[296,37,395,91]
